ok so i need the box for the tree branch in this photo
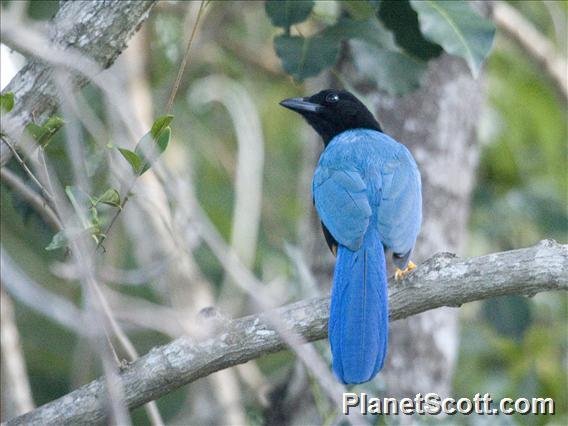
[489,1,568,103]
[0,288,35,419]
[0,167,61,230]
[7,240,567,425]
[0,0,156,164]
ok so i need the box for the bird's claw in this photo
[395,260,416,280]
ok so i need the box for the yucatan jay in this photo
[280,90,422,384]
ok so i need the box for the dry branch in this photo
[7,239,567,425]
[0,0,156,164]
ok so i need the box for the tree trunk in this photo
[368,55,483,399]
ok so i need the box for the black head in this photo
[279,89,382,145]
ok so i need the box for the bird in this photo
[280,90,422,384]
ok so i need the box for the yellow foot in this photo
[395,260,417,280]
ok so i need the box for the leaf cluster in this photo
[265,0,495,95]
[45,186,121,250]
[45,114,174,251]
[118,114,174,175]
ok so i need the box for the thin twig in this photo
[1,137,55,204]
[0,287,35,417]
[0,167,62,230]
[36,148,58,208]
[89,279,139,362]
[97,193,129,251]
[218,37,282,77]
[164,0,207,114]
[1,249,84,335]
[102,328,123,366]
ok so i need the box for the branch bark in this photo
[7,240,567,425]
[0,0,156,163]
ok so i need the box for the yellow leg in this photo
[395,260,417,280]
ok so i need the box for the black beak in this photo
[279,97,323,113]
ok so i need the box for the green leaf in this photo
[320,16,395,47]
[273,16,428,93]
[38,116,64,148]
[150,114,174,139]
[25,123,47,142]
[45,230,67,251]
[45,225,100,250]
[274,34,339,81]
[155,126,171,154]
[341,0,377,20]
[273,18,390,81]
[118,148,143,174]
[265,0,314,30]
[135,126,171,175]
[350,39,428,95]
[1,92,14,113]
[409,0,495,77]
[377,0,442,61]
[96,188,121,208]
[134,133,156,173]
[89,206,101,228]
[25,116,65,148]
[43,116,65,133]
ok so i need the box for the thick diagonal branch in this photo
[0,0,156,163]
[7,240,567,425]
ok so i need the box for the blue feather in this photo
[329,227,388,384]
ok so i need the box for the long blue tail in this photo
[328,229,388,384]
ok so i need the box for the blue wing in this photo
[313,167,372,252]
[313,129,421,263]
[376,146,422,264]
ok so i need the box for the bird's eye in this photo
[325,93,339,103]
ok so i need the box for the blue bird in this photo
[280,90,422,384]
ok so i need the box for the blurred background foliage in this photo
[457,1,568,422]
[0,0,566,424]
